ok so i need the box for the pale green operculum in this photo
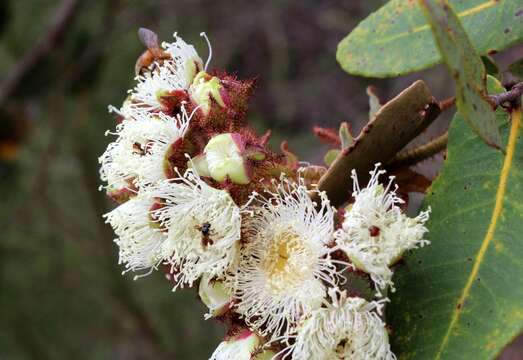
[346,253,371,274]
[184,57,204,85]
[188,154,211,177]
[245,149,266,161]
[189,71,225,115]
[198,274,231,318]
[373,184,385,196]
[204,133,250,185]
[210,329,263,360]
[254,349,277,360]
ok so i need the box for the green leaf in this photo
[337,0,523,78]
[508,58,523,79]
[420,0,501,148]
[482,56,500,79]
[388,77,523,359]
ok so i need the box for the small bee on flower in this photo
[334,164,430,295]
[130,33,205,111]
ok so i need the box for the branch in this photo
[439,96,455,111]
[489,82,523,109]
[0,0,80,105]
[388,133,449,168]
[316,80,441,207]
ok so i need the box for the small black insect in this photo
[201,222,211,236]
[198,222,213,247]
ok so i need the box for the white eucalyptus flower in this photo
[285,288,395,360]
[162,32,204,86]
[210,329,275,360]
[151,170,243,289]
[231,177,343,342]
[334,164,430,295]
[99,107,191,192]
[104,188,166,278]
[130,33,207,111]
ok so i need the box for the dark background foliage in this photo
[0,0,521,358]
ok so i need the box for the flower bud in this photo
[203,133,250,184]
[210,329,271,360]
[188,153,211,178]
[189,71,225,115]
[198,274,232,318]
[254,350,277,360]
[183,57,204,86]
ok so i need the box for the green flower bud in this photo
[189,71,225,115]
[198,274,231,318]
[188,153,211,178]
[184,57,204,86]
[204,133,250,185]
[210,329,268,360]
[254,349,277,360]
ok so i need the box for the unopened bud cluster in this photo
[99,32,430,359]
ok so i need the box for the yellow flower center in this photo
[263,230,312,292]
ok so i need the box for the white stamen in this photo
[200,32,212,71]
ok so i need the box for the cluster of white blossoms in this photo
[99,31,431,359]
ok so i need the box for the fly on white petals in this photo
[151,170,243,290]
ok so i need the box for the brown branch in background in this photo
[0,0,80,106]
[489,82,523,109]
[64,0,123,86]
[316,80,441,207]
[388,133,449,168]
[439,96,455,111]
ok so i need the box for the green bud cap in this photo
[190,71,225,115]
[188,153,211,177]
[198,274,231,318]
[204,133,250,185]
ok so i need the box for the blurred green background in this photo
[1,1,521,359]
